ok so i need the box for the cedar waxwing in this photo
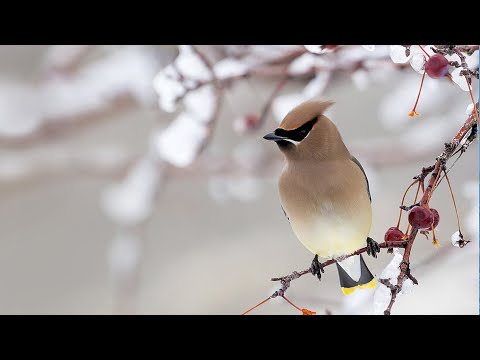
[263,100,378,295]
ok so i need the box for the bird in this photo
[263,100,379,295]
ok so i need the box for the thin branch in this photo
[383,109,478,314]
[269,241,408,299]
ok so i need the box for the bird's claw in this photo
[366,237,380,258]
[311,255,324,281]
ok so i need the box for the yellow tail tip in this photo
[341,279,376,295]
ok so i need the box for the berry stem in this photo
[426,168,442,204]
[419,45,431,59]
[241,296,271,315]
[403,182,422,237]
[431,224,438,247]
[466,75,479,121]
[443,170,463,234]
[397,180,419,228]
[282,295,303,313]
[409,71,426,117]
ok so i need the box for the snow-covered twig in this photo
[269,241,408,299]
[381,109,478,315]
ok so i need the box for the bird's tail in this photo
[336,254,375,295]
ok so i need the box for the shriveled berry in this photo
[408,206,434,230]
[384,227,405,242]
[425,54,449,79]
[430,208,440,228]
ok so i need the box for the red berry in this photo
[408,206,434,230]
[430,208,440,228]
[425,54,449,79]
[384,227,405,242]
[323,45,337,49]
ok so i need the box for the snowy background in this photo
[0,45,477,314]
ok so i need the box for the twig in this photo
[190,46,224,154]
[383,109,478,314]
[269,241,408,299]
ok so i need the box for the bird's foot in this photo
[366,237,380,258]
[311,255,325,281]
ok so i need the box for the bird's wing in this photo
[350,156,371,202]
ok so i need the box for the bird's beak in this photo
[263,132,287,142]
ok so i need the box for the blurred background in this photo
[0,45,477,315]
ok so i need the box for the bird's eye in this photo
[299,129,307,137]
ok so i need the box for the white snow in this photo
[153,65,185,113]
[153,112,208,167]
[213,58,249,79]
[153,45,215,113]
[466,103,475,115]
[183,85,216,123]
[410,53,426,74]
[451,68,470,92]
[389,45,411,64]
[288,53,318,75]
[373,249,415,314]
[175,45,212,82]
[152,46,217,167]
[451,231,463,247]
[362,45,375,51]
[303,45,324,54]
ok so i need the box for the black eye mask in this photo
[274,117,318,142]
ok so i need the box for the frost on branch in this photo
[153,45,213,113]
[362,45,375,52]
[153,84,217,168]
[288,52,331,76]
[373,249,415,315]
[153,112,209,168]
[213,58,249,79]
[304,45,325,54]
[466,103,475,115]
